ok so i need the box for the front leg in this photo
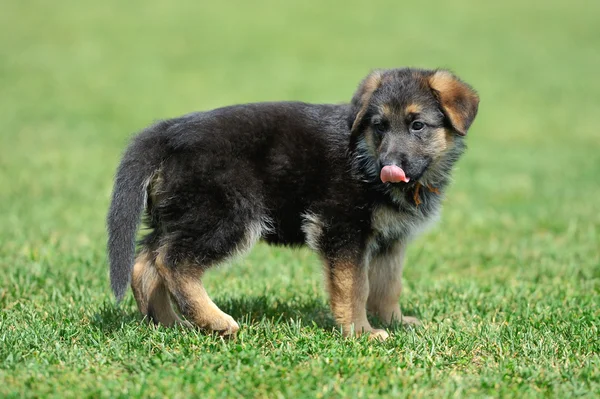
[367,241,420,326]
[324,256,389,340]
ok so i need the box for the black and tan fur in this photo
[107,68,479,340]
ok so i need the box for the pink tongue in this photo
[380,165,410,183]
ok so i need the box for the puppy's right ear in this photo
[349,70,383,136]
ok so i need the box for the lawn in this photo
[1,0,599,397]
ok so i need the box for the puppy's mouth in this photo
[380,165,410,184]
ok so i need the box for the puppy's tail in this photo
[107,121,170,302]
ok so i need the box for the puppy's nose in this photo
[398,153,409,170]
[381,152,408,168]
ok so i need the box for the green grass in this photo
[1,0,599,397]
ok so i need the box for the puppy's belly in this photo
[261,215,305,247]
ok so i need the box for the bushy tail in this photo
[107,123,169,301]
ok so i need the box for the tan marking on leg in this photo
[325,258,389,340]
[131,251,182,326]
[131,252,152,314]
[154,253,239,335]
[367,242,420,326]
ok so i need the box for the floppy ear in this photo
[428,70,479,135]
[349,70,383,136]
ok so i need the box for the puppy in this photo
[107,68,479,340]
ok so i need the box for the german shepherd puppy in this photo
[107,68,479,340]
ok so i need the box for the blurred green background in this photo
[1,0,599,397]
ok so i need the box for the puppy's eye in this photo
[410,121,425,131]
[373,122,389,134]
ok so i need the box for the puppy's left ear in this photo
[428,70,479,135]
[349,70,383,136]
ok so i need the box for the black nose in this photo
[380,153,408,168]
[398,153,408,171]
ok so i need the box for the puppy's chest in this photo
[368,198,440,252]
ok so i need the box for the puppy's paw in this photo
[210,314,240,336]
[368,329,390,341]
[343,325,390,341]
[193,313,240,336]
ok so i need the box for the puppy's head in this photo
[349,68,479,185]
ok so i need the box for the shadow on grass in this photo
[217,294,337,330]
[218,295,422,333]
[91,294,337,333]
[91,300,144,333]
[92,295,420,334]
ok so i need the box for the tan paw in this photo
[188,313,240,336]
[368,329,390,341]
[343,325,390,341]
[208,314,240,336]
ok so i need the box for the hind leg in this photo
[131,251,183,327]
[146,169,269,335]
[154,252,239,335]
